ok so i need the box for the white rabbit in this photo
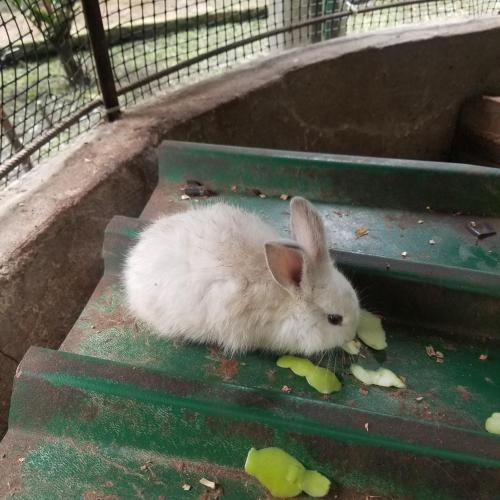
[123,197,360,355]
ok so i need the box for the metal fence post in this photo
[81,0,120,121]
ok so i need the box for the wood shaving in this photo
[479,354,488,361]
[281,385,292,393]
[401,251,408,257]
[230,185,237,192]
[182,484,192,491]
[180,194,190,200]
[436,358,444,364]
[415,396,424,402]
[417,220,424,224]
[429,239,436,245]
[364,423,369,432]
[259,193,267,199]
[280,194,290,200]
[355,226,369,238]
[199,478,216,489]
[435,351,444,360]
[425,345,436,358]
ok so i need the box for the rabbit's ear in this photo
[265,241,306,293]
[290,197,328,264]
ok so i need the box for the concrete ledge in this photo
[1,17,500,435]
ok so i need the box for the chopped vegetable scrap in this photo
[245,447,330,498]
[355,226,369,238]
[277,356,342,394]
[342,339,361,355]
[199,478,216,489]
[281,385,292,393]
[425,345,444,363]
[357,310,387,350]
[351,364,406,389]
[485,413,500,435]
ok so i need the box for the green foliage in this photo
[9,0,88,86]
[10,0,75,41]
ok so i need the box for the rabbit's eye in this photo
[327,314,343,326]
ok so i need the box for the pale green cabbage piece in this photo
[245,447,330,498]
[485,412,500,435]
[357,309,387,350]
[277,355,341,394]
[351,363,406,389]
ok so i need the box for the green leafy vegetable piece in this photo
[351,363,406,389]
[301,470,331,497]
[306,366,342,394]
[357,309,387,350]
[276,355,314,376]
[485,412,500,435]
[245,447,330,498]
[277,356,342,394]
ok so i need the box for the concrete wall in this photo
[1,18,500,435]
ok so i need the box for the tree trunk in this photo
[0,105,33,171]
[54,36,90,87]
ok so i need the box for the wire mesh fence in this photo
[1,0,500,185]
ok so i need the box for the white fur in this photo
[123,197,360,355]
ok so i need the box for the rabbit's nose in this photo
[328,314,343,326]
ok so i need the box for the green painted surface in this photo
[2,142,500,499]
[18,440,262,500]
[73,282,500,441]
[159,141,500,216]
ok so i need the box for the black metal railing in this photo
[1,0,499,185]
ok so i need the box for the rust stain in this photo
[83,491,119,500]
[216,358,239,381]
[166,457,250,483]
[199,486,224,499]
[455,385,472,401]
